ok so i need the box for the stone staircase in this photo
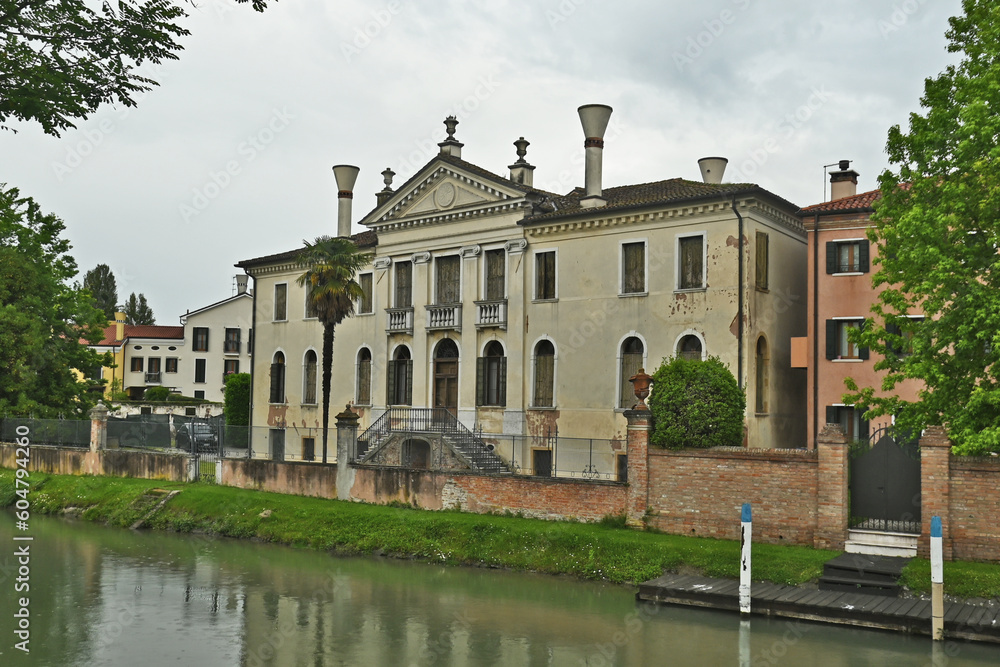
[819,553,912,597]
[845,529,918,558]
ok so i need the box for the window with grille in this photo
[436,256,461,303]
[485,249,505,300]
[274,284,287,321]
[269,352,285,403]
[356,348,372,405]
[303,351,317,404]
[358,273,373,314]
[395,261,412,307]
[621,242,645,295]
[533,340,555,407]
[678,234,705,290]
[755,232,769,290]
[224,328,240,353]
[387,347,413,406]
[826,240,870,274]
[535,251,556,300]
[476,341,507,406]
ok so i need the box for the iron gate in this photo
[849,427,921,533]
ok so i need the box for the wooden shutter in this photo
[622,242,644,293]
[536,252,555,299]
[858,320,870,360]
[486,250,505,300]
[386,360,396,404]
[403,360,413,405]
[680,236,703,288]
[826,242,837,274]
[359,274,373,314]
[825,320,838,359]
[357,358,371,404]
[395,262,412,307]
[269,363,281,403]
[620,349,643,408]
[274,284,287,320]
[534,351,554,406]
[859,415,870,440]
[436,256,460,303]
[476,357,486,406]
[859,240,870,273]
[498,356,507,407]
[755,232,769,289]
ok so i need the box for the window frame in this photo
[192,327,209,352]
[194,358,207,384]
[531,338,556,408]
[533,249,558,301]
[224,327,240,354]
[130,357,144,373]
[675,231,707,291]
[619,239,648,296]
[617,335,646,409]
[356,347,372,406]
[357,272,374,315]
[269,351,286,404]
[273,283,288,322]
[755,335,769,414]
[434,254,462,305]
[302,349,318,405]
[386,345,413,406]
[675,331,706,361]
[825,238,870,275]
[483,247,507,301]
[755,231,769,291]
[303,283,318,320]
[826,317,868,361]
[224,359,240,377]
[826,404,869,442]
[886,315,925,359]
[476,340,507,407]
[394,260,413,308]
[165,357,178,373]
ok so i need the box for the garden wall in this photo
[0,443,188,481]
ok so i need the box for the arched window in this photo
[387,346,412,406]
[755,337,769,414]
[533,340,555,408]
[477,341,506,407]
[433,339,459,414]
[356,348,372,405]
[269,352,285,404]
[302,350,317,404]
[678,335,703,361]
[619,337,645,408]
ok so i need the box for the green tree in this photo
[648,356,745,450]
[83,263,118,320]
[297,236,370,463]
[224,372,250,426]
[1,0,272,136]
[0,183,108,417]
[846,0,1000,455]
[121,292,154,325]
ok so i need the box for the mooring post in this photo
[931,515,944,641]
[740,502,752,616]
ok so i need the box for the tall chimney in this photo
[333,164,360,238]
[829,160,859,201]
[577,104,613,208]
[235,274,249,295]
[376,167,395,207]
[697,157,728,184]
[115,311,125,341]
[508,137,535,187]
[438,116,464,158]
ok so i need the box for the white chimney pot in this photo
[333,164,360,238]
[697,157,728,184]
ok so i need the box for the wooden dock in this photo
[637,573,1000,644]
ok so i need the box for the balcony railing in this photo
[386,307,414,335]
[426,304,461,331]
[145,371,161,384]
[224,342,240,354]
[475,299,507,329]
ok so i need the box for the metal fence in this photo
[0,418,91,448]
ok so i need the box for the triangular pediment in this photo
[360,156,531,228]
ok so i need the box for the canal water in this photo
[1,512,999,666]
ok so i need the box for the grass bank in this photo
[7,470,999,597]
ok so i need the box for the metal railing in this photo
[1,417,91,448]
[475,299,507,329]
[145,371,161,384]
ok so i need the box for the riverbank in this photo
[2,470,999,598]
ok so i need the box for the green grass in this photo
[901,559,1000,598]
[0,469,837,587]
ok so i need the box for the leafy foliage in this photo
[83,263,118,320]
[224,372,251,426]
[296,236,371,461]
[143,385,170,401]
[0,183,108,416]
[121,291,154,325]
[1,0,273,136]
[648,356,745,449]
[845,0,1000,455]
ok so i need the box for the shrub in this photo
[648,355,745,449]
[144,386,170,402]
[224,373,251,426]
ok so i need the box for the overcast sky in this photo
[2,0,964,323]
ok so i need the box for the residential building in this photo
[794,163,923,447]
[89,314,185,400]
[238,106,808,463]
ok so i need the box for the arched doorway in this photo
[433,339,459,418]
[403,438,431,469]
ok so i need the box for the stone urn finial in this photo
[628,368,653,410]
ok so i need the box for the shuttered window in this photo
[358,273,373,314]
[476,341,507,406]
[305,284,318,319]
[269,352,285,403]
[678,235,704,289]
[622,242,645,294]
[394,261,412,308]
[825,319,869,360]
[273,284,287,321]
[535,251,556,300]
[436,256,460,304]
[356,348,372,404]
[619,337,644,408]
[533,340,555,407]
[387,348,412,405]
[825,406,869,441]
[485,249,505,300]
[755,232,769,290]
[826,240,870,274]
[303,351,317,404]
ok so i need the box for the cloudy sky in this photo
[2,0,964,322]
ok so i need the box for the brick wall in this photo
[647,447,819,545]
[947,456,1000,561]
[445,474,628,522]
[0,443,188,481]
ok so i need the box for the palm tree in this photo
[297,236,371,463]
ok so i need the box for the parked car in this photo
[176,422,218,452]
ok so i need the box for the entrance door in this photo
[433,340,459,419]
[849,428,921,533]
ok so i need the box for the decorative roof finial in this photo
[381,167,395,192]
[513,137,530,164]
[443,115,459,141]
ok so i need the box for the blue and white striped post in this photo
[931,515,944,641]
[740,503,752,616]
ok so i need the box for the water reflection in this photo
[1,512,999,666]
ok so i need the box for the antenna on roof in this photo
[822,161,846,202]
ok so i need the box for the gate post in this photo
[624,409,651,527]
[919,426,952,560]
[815,423,848,550]
[89,401,108,452]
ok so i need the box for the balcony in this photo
[475,299,507,330]
[386,307,414,335]
[145,371,162,384]
[224,342,240,354]
[426,304,462,332]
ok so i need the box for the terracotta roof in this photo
[798,188,882,215]
[236,230,378,269]
[520,178,798,224]
[88,324,184,346]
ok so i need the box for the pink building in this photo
[794,163,922,448]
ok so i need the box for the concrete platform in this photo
[637,573,1000,644]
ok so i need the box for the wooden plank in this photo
[795,590,831,607]
[883,598,920,617]
[910,601,933,620]
[751,583,788,602]
[868,597,899,615]
[944,602,964,623]
[812,591,848,607]
[774,587,816,604]
[953,604,978,627]
[964,606,991,628]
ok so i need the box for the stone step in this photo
[846,529,918,558]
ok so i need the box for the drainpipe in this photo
[812,214,820,449]
[731,195,744,390]
[246,270,257,459]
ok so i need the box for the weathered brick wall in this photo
[948,456,1000,561]
[444,474,628,522]
[0,443,187,481]
[647,447,819,546]
[224,459,339,499]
